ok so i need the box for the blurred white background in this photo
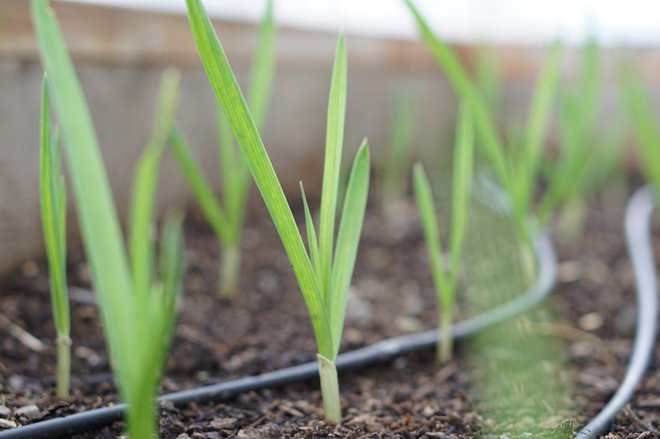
[64,0,660,46]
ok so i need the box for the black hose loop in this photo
[576,186,659,438]
[0,234,557,439]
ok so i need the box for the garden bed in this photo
[0,192,658,438]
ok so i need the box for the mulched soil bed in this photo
[0,192,657,438]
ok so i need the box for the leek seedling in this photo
[32,2,184,436]
[475,47,501,115]
[39,78,71,398]
[621,68,660,190]
[414,105,474,364]
[538,39,622,236]
[404,0,561,273]
[170,0,275,301]
[378,93,414,212]
[186,0,370,423]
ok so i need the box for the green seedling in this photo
[40,78,71,398]
[538,39,623,238]
[404,0,561,274]
[186,0,370,423]
[32,2,185,437]
[475,46,501,114]
[378,93,415,212]
[621,68,660,191]
[171,0,275,301]
[414,105,474,364]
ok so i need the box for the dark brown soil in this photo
[0,191,657,438]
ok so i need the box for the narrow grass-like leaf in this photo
[380,93,414,209]
[319,34,347,301]
[403,0,507,185]
[129,70,180,304]
[621,69,660,188]
[301,182,321,279]
[521,41,562,199]
[186,0,332,358]
[449,105,474,286]
[174,0,276,300]
[40,76,71,397]
[170,127,233,244]
[218,108,244,233]
[153,210,185,381]
[329,140,370,357]
[33,2,184,436]
[40,78,69,337]
[413,105,474,364]
[580,37,600,131]
[413,163,448,299]
[537,40,604,227]
[32,0,136,387]
[248,0,276,130]
[476,47,501,113]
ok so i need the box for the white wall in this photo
[63,0,660,46]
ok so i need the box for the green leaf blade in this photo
[329,140,370,358]
[248,0,277,130]
[170,126,233,244]
[32,0,136,387]
[39,77,70,337]
[403,0,507,187]
[413,163,450,306]
[449,105,474,286]
[319,34,347,302]
[522,41,562,195]
[301,182,321,279]
[129,70,180,301]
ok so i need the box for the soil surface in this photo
[0,191,657,438]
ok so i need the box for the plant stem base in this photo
[56,334,71,398]
[219,244,241,301]
[317,353,341,424]
[437,310,453,364]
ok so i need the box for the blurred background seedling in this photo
[33,1,186,435]
[170,0,276,301]
[39,78,71,398]
[413,104,474,364]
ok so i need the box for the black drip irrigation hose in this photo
[576,186,659,439]
[0,233,557,439]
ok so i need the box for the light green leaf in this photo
[621,69,660,189]
[329,140,370,357]
[300,182,321,279]
[170,126,233,244]
[403,0,507,187]
[319,34,347,303]
[32,0,136,388]
[413,163,450,306]
[522,41,562,195]
[248,0,276,130]
[39,77,70,336]
[129,70,180,303]
[449,105,474,287]
[380,92,414,206]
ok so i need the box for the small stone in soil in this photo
[14,404,39,420]
[7,376,24,392]
[0,418,18,429]
[210,417,238,429]
[0,406,10,418]
[578,312,604,331]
